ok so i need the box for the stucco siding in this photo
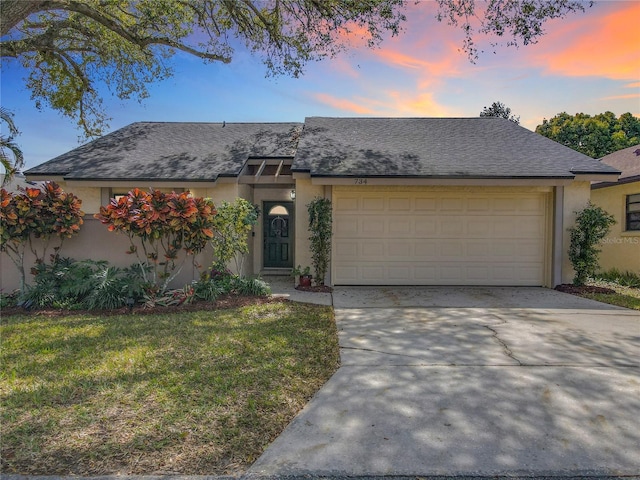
[562,181,592,284]
[591,182,640,274]
[293,178,327,282]
[0,182,259,292]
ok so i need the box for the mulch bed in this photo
[1,294,281,318]
[555,284,616,295]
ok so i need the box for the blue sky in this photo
[2,0,639,171]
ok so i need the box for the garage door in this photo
[333,187,549,286]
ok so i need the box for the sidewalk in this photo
[262,275,333,306]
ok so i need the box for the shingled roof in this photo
[26,122,303,181]
[592,144,640,189]
[25,117,621,182]
[292,117,621,179]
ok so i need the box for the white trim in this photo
[60,180,222,188]
[311,177,574,186]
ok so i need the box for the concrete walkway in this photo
[264,275,332,306]
[250,287,640,477]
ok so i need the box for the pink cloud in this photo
[312,89,457,118]
[533,2,640,80]
[313,93,376,115]
[601,93,640,101]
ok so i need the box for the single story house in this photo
[591,144,640,274]
[3,116,621,291]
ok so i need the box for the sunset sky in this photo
[2,0,639,171]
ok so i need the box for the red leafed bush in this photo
[0,182,84,293]
[95,189,216,291]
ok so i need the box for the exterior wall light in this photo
[290,189,296,200]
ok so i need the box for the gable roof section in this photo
[293,117,621,179]
[592,144,640,189]
[25,122,303,181]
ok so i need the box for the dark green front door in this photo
[263,201,294,268]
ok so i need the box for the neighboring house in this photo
[0,173,39,192]
[591,144,640,274]
[2,117,620,291]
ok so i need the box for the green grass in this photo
[0,301,339,475]
[581,292,640,310]
[583,278,640,310]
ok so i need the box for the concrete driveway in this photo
[249,287,640,477]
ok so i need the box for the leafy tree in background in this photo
[0,107,24,185]
[479,101,520,124]
[1,0,590,139]
[435,0,591,60]
[1,0,407,137]
[536,112,640,158]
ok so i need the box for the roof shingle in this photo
[26,122,303,181]
[292,117,621,178]
[25,117,621,181]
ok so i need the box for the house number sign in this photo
[354,178,368,185]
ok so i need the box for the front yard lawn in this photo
[558,279,640,310]
[583,279,640,310]
[0,301,339,475]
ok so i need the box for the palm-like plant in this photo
[1,107,24,186]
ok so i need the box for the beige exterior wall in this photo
[190,183,242,204]
[294,178,329,283]
[70,185,103,214]
[561,181,592,284]
[0,219,206,292]
[0,182,261,292]
[591,181,640,274]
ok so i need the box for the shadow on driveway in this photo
[249,287,640,477]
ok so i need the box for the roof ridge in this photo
[132,121,303,125]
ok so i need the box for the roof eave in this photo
[592,175,640,189]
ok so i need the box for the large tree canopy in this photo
[1,0,591,141]
[1,0,406,137]
[536,112,640,159]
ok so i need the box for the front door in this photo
[263,201,294,268]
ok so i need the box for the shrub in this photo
[0,290,18,309]
[144,284,196,308]
[84,264,150,310]
[210,198,260,273]
[307,197,332,286]
[596,269,640,288]
[0,182,84,293]
[232,276,271,296]
[20,257,149,310]
[193,278,224,302]
[95,189,216,292]
[568,203,616,286]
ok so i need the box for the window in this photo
[627,194,640,231]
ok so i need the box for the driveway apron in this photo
[249,287,640,477]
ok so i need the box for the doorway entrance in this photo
[263,201,294,269]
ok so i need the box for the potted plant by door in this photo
[291,265,313,287]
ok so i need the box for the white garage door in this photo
[333,187,549,286]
